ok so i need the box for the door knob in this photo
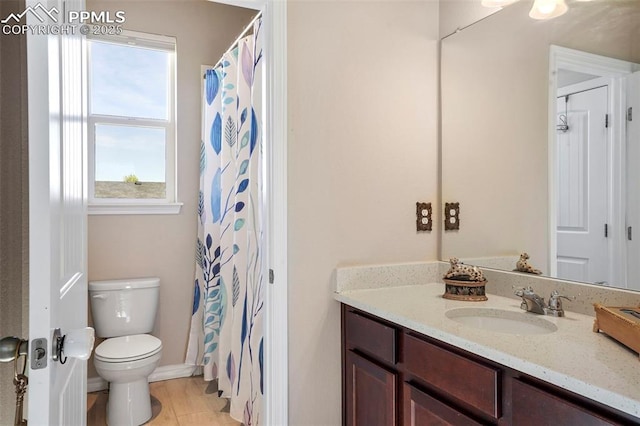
[0,336,28,363]
[53,327,95,363]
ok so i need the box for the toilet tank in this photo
[89,277,160,338]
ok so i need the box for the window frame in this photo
[86,30,181,215]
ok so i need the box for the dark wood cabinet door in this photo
[512,379,622,426]
[403,383,483,426]
[345,350,397,426]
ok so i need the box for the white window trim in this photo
[87,30,180,215]
[88,202,183,215]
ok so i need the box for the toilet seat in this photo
[95,334,162,363]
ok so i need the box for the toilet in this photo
[89,277,163,426]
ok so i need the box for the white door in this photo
[626,71,640,290]
[556,84,610,283]
[26,0,89,424]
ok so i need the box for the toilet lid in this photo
[94,334,162,362]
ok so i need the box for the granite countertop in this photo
[334,283,640,419]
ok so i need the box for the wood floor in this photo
[87,376,241,426]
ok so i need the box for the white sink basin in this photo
[445,307,558,335]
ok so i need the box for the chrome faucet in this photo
[514,287,574,317]
[514,286,546,314]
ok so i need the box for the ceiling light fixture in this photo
[529,0,569,19]
[481,0,569,20]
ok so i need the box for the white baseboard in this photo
[87,363,199,393]
[87,376,107,393]
[149,363,198,383]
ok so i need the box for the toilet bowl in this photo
[94,335,162,426]
[90,278,162,426]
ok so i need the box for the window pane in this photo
[90,41,169,120]
[94,124,166,199]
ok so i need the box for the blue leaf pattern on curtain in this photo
[206,68,219,105]
[250,108,259,155]
[225,116,237,147]
[200,140,206,175]
[192,280,201,315]
[211,113,222,155]
[241,40,253,86]
[186,17,264,425]
[198,191,206,225]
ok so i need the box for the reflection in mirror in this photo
[441,0,640,291]
[552,46,639,288]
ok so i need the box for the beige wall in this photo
[441,0,640,273]
[87,0,256,376]
[0,1,29,422]
[439,0,501,39]
[287,1,440,423]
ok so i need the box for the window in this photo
[87,31,180,214]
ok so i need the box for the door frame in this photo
[548,46,635,285]
[263,2,288,424]
[210,1,288,424]
[625,71,640,291]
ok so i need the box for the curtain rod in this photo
[203,11,262,78]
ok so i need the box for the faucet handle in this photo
[549,290,575,302]
[547,290,575,315]
[512,285,534,297]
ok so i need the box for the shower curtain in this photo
[186,18,264,425]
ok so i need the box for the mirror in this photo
[441,0,640,291]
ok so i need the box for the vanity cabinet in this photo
[341,304,638,426]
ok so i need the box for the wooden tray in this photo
[593,303,640,358]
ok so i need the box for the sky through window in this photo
[90,40,171,183]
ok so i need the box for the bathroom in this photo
[1,0,639,425]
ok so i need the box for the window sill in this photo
[88,202,183,215]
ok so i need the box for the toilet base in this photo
[106,378,152,426]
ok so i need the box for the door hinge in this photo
[605,223,608,238]
[269,269,274,284]
[628,226,633,241]
[605,114,609,128]
[628,107,633,122]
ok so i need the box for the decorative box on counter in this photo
[593,304,640,358]
[442,258,488,302]
[443,278,488,301]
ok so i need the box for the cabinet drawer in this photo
[403,334,500,420]
[512,379,620,426]
[403,382,483,426]
[345,309,397,364]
